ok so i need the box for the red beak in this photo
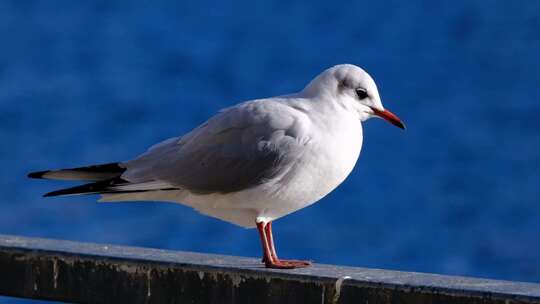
[371,107,406,130]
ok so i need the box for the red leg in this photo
[265,222,279,260]
[261,221,281,263]
[256,221,273,265]
[261,222,270,263]
[256,221,311,269]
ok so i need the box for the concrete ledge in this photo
[0,234,539,303]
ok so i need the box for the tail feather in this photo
[28,162,126,181]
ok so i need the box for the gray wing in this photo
[122,100,311,194]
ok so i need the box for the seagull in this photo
[28,64,405,269]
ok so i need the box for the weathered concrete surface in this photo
[0,234,539,303]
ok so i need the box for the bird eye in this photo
[356,88,368,100]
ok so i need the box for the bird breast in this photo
[307,113,363,195]
[269,111,363,213]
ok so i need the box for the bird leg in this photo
[265,221,279,261]
[256,221,311,269]
[261,221,278,263]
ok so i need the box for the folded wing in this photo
[122,100,311,194]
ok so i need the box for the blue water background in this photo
[1,2,540,301]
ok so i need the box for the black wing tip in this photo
[40,177,128,198]
[28,170,49,179]
[42,187,98,197]
[42,191,56,197]
[28,162,125,181]
[71,162,125,173]
[42,188,78,197]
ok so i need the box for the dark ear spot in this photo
[338,77,353,91]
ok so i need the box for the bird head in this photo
[302,64,405,130]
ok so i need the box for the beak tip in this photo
[372,107,406,131]
[391,120,406,130]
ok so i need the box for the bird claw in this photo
[264,259,312,269]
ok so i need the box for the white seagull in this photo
[29,64,405,269]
